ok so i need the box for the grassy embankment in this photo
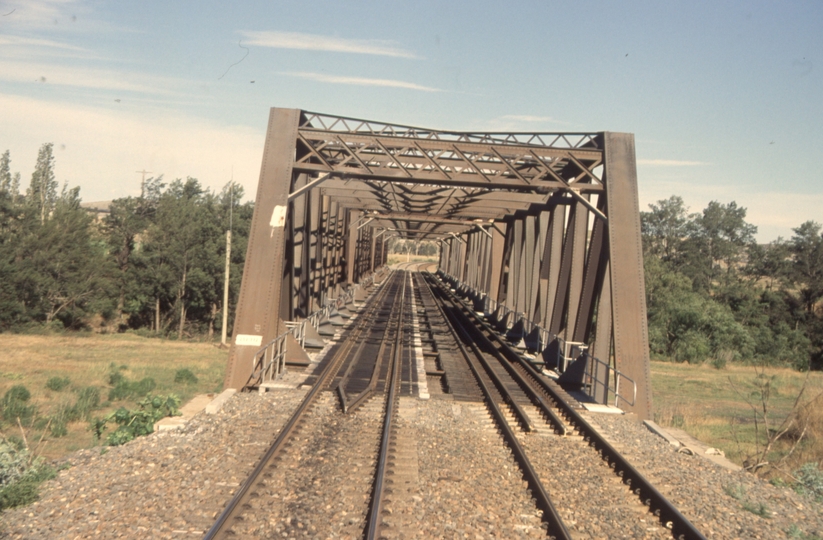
[652,361,823,475]
[0,333,226,461]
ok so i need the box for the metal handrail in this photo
[249,273,378,386]
[581,352,637,408]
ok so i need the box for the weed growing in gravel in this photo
[45,377,70,392]
[793,462,823,502]
[91,394,181,446]
[741,500,771,518]
[174,368,198,385]
[723,483,746,500]
[724,483,773,518]
[787,524,823,539]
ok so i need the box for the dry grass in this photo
[788,393,823,466]
[652,360,823,476]
[0,333,227,460]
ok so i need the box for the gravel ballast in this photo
[2,387,820,539]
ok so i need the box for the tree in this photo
[140,178,220,338]
[103,177,165,327]
[640,195,694,266]
[682,201,757,293]
[14,185,112,326]
[0,151,11,195]
[645,255,752,363]
[26,144,58,225]
[745,239,790,291]
[788,221,823,315]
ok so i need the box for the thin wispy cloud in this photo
[0,60,181,95]
[0,35,86,51]
[638,159,709,166]
[242,31,418,59]
[280,71,441,92]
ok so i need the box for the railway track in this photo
[420,271,707,540]
[205,269,706,540]
[204,271,409,539]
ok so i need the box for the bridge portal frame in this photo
[224,108,652,419]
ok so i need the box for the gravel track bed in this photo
[0,389,308,539]
[520,429,669,539]
[2,386,821,539]
[382,398,547,539]
[229,392,385,539]
[585,412,823,539]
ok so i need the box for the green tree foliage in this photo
[0,151,12,195]
[788,221,823,315]
[640,195,694,267]
[643,197,821,369]
[27,143,58,226]
[0,146,251,335]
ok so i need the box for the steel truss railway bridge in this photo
[224,108,653,420]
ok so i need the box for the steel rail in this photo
[440,284,568,434]
[431,272,708,540]
[203,273,397,540]
[338,285,401,414]
[439,290,536,433]
[419,274,572,540]
[365,271,407,540]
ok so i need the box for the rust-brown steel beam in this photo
[225,108,300,390]
[603,132,652,419]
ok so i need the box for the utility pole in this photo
[136,169,152,198]
[221,181,233,347]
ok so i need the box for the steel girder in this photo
[225,109,652,419]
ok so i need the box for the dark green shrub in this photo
[3,386,30,403]
[108,377,156,401]
[0,478,40,509]
[0,442,55,510]
[107,363,128,386]
[1,385,36,425]
[174,368,198,385]
[45,377,70,392]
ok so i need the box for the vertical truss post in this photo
[539,204,565,327]
[224,108,300,390]
[291,174,308,319]
[566,199,589,341]
[493,222,511,305]
[487,223,506,301]
[309,191,321,313]
[346,210,360,285]
[511,219,526,314]
[603,132,652,419]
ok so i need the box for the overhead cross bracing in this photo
[224,108,653,419]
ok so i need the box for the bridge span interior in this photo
[224,108,653,419]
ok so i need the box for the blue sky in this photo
[0,0,820,241]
